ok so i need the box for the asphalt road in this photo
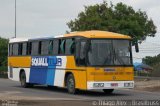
[0,78,160,106]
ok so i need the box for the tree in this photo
[142,54,160,66]
[67,1,157,42]
[142,54,160,77]
[0,37,8,71]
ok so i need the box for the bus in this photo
[8,30,135,94]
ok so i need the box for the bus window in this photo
[60,39,65,54]
[65,38,75,55]
[22,43,27,55]
[13,43,18,56]
[18,43,23,55]
[31,42,39,55]
[41,40,49,55]
[75,40,87,66]
[27,42,32,55]
[53,39,59,55]
[79,41,86,66]
[49,40,53,55]
[38,41,42,55]
[9,44,13,56]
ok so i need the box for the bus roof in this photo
[64,30,131,39]
[9,38,28,43]
[9,30,131,43]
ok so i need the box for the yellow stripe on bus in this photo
[8,56,31,67]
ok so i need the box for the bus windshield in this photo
[87,39,132,66]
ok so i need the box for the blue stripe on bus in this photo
[29,67,48,84]
[29,56,58,85]
[46,56,56,85]
[46,68,56,85]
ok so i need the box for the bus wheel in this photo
[103,89,114,94]
[66,74,77,94]
[20,71,30,88]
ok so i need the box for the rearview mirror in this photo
[135,41,139,53]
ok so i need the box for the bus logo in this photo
[31,57,62,67]
[32,57,48,66]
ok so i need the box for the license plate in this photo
[111,83,118,87]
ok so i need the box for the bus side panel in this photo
[29,68,48,84]
[72,71,87,90]
[53,56,67,87]
[66,56,87,90]
[8,56,31,82]
[46,56,56,85]
[46,68,55,85]
[8,67,20,81]
[30,56,66,86]
[8,56,87,90]
[8,56,31,67]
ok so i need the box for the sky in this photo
[0,0,160,62]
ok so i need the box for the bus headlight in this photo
[124,82,134,87]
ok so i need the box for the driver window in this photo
[79,41,86,66]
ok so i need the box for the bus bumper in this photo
[87,81,134,90]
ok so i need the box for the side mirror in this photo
[135,41,139,53]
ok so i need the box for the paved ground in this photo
[0,78,160,106]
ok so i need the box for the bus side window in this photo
[9,44,13,56]
[22,43,27,55]
[65,38,75,55]
[18,43,23,55]
[13,43,18,56]
[38,41,42,55]
[53,39,59,55]
[41,40,49,55]
[60,39,65,54]
[27,42,32,55]
[31,42,39,55]
[49,40,53,55]
[79,41,86,66]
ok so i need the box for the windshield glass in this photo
[87,39,132,66]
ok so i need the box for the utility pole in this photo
[15,0,16,38]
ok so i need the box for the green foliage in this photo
[0,37,8,72]
[142,54,160,77]
[142,54,160,66]
[67,1,157,42]
[0,66,7,72]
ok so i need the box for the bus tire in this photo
[103,89,114,94]
[66,74,77,94]
[20,71,31,88]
